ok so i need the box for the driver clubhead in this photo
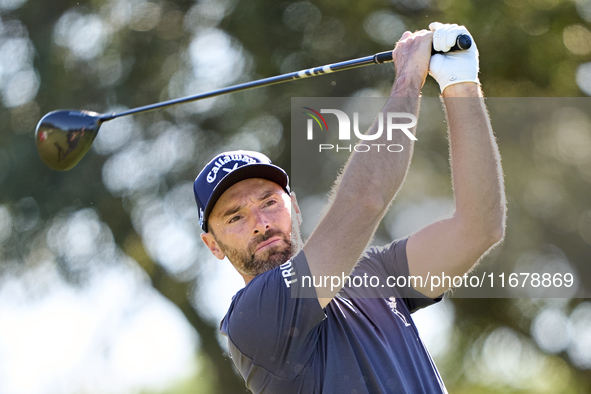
[35,110,103,171]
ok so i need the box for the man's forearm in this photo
[330,36,431,219]
[303,30,432,305]
[442,83,506,240]
[334,80,421,217]
[305,76,422,304]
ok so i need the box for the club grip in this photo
[432,33,472,55]
[373,51,393,64]
[373,33,472,64]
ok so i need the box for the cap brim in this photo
[203,164,289,232]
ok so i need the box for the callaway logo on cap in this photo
[194,150,290,232]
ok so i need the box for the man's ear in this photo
[291,192,303,226]
[201,232,226,260]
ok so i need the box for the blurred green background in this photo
[1,0,591,393]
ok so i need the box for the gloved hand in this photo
[428,22,480,93]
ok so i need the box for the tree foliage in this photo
[1,0,591,392]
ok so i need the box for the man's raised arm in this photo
[303,30,433,307]
[406,24,507,298]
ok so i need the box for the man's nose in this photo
[251,210,270,235]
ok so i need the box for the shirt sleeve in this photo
[364,237,443,313]
[224,251,326,379]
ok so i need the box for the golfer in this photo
[194,23,506,393]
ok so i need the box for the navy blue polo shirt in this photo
[220,237,447,393]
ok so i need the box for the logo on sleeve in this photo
[280,260,297,288]
[386,297,411,327]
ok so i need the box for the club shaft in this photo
[100,51,394,121]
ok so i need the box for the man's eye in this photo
[228,216,241,223]
[264,200,276,207]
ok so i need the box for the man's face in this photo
[201,178,293,277]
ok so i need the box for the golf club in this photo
[35,35,471,171]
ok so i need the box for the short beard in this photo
[214,228,292,277]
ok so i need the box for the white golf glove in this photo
[428,22,480,93]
